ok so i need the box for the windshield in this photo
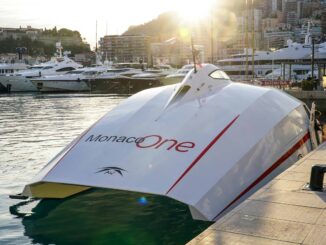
[68,70,84,74]
[42,66,53,70]
[209,70,230,80]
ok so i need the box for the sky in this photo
[0,0,218,49]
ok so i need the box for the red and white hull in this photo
[20,64,318,221]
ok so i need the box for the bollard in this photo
[309,165,326,191]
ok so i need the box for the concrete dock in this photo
[188,142,326,245]
[286,90,326,112]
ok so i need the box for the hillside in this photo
[123,12,182,42]
[122,2,245,43]
[0,27,90,56]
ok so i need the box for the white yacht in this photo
[0,43,83,92]
[217,23,326,81]
[89,67,162,93]
[30,66,107,92]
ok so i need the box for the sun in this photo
[173,0,217,23]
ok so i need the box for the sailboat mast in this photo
[245,0,249,80]
[251,0,255,80]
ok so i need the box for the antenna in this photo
[191,35,197,73]
[95,20,98,52]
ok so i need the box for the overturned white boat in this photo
[19,64,321,221]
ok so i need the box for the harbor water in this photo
[0,93,211,245]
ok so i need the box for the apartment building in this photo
[99,35,150,63]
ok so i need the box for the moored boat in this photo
[217,23,326,81]
[89,68,163,94]
[0,56,83,92]
[16,64,321,221]
[0,43,83,92]
[30,67,107,93]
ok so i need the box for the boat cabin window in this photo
[42,66,53,70]
[225,70,253,75]
[209,70,230,80]
[67,70,84,74]
[56,67,76,72]
[146,70,161,73]
[294,70,309,75]
[177,70,190,74]
[107,68,131,73]
[83,71,99,75]
[29,66,44,70]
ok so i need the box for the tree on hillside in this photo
[0,36,90,56]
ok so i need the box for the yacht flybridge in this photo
[17,64,321,221]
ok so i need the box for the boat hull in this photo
[20,64,317,221]
[32,80,90,92]
[0,75,37,92]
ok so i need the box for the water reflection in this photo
[12,189,211,245]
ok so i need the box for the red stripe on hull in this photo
[213,131,310,220]
[166,115,240,195]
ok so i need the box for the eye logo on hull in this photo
[96,167,127,176]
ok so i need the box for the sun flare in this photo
[174,0,217,23]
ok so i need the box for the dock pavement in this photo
[188,142,326,245]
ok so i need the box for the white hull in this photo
[0,75,37,92]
